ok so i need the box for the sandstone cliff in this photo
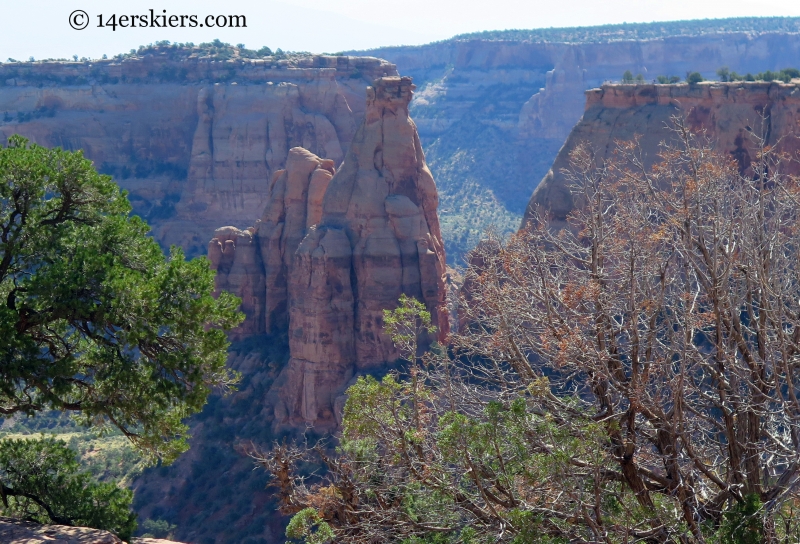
[524,81,800,226]
[4,32,800,266]
[0,51,396,257]
[277,76,448,429]
[209,147,336,338]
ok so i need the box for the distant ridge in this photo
[449,16,800,44]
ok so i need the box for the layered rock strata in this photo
[0,53,396,257]
[209,76,448,429]
[524,81,800,226]
[361,32,800,262]
[370,32,800,144]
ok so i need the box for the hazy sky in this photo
[2,0,799,61]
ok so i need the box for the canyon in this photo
[3,20,800,542]
[3,26,800,266]
[134,75,448,542]
[362,29,800,260]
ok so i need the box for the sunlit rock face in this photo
[209,147,336,339]
[277,76,448,430]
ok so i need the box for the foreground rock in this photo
[525,81,800,227]
[0,517,184,544]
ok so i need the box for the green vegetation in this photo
[0,412,144,484]
[140,517,177,539]
[656,74,682,83]
[261,124,800,543]
[0,136,245,537]
[0,135,242,463]
[717,65,800,82]
[0,436,137,540]
[285,509,335,544]
[110,39,300,62]
[621,71,645,83]
[686,71,704,84]
[451,16,800,43]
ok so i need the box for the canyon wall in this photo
[4,33,800,265]
[357,32,800,261]
[0,53,396,256]
[525,80,800,226]
[208,76,448,430]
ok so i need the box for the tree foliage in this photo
[0,436,136,540]
[0,135,242,463]
[454,17,800,44]
[256,119,800,543]
[686,71,704,84]
[718,67,800,83]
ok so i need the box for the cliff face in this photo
[208,76,448,430]
[0,54,396,256]
[5,34,800,265]
[357,32,800,262]
[524,81,800,226]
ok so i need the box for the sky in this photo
[1,0,800,61]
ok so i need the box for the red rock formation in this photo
[524,81,800,227]
[255,148,335,334]
[209,76,448,429]
[274,76,448,429]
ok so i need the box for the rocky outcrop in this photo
[360,31,800,262]
[0,516,185,544]
[518,50,587,141]
[0,53,396,258]
[524,81,800,227]
[209,76,448,429]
